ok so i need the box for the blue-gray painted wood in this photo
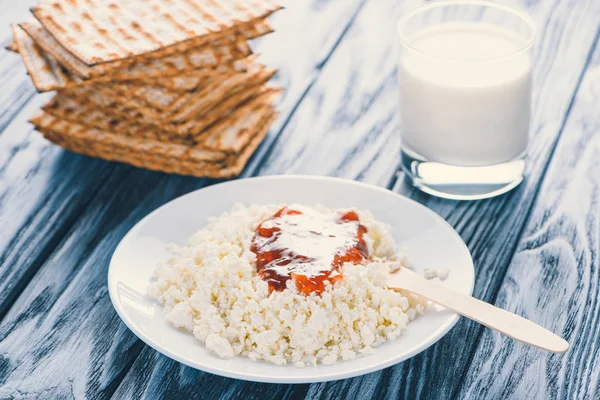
[115,0,600,399]
[457,33,600,400]
[0,0,367,398]
[295,1,600,399]
[0,0,598,399]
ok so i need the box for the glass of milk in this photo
[397,1,535,200]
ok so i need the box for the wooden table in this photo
[1,1,599,399]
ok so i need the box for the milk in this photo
[399,23,532,167]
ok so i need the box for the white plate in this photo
[108,175,474,383]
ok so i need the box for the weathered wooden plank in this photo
[243,0,371,176]
[1,0,596,399]
[0,170,202,399]
[0,1,367,398]
[0,93,123,321]
[254,0,408,187]
[457,34,600,400]
[0,0,39,44]
[0,53,36,133]
[222,0,600,399]
[363,5,600,400]
[0,0,43,129]
[110,352,308,400]
[114,0,599,398]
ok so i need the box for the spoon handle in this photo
[387,268,569,353]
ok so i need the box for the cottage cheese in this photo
[148,204,425,366]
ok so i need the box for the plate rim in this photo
[108,175,475,383]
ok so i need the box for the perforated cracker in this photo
[32,0,280,64]
[30,107,277,177]
[21,17,254,80]
[6,34,18,52]
[72,62,275,123]
[12,24,81,92]
[42,84,280,144]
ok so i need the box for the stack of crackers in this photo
[9,0,282,178]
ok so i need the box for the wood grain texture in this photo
[0,0,45,127]
[0,1,368,398]
[376,6,600,400]
[0,93,121,320]
[0,171,197,399]
[277,1,599,399]
[244,0,369,176]
[457,34,600,400]
[115,1,599,399]
[0,0,597,399]
[0,53,36,132]
[255,0,421,187]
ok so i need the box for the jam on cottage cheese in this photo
[251,205,368,294]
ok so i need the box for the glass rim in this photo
[397,0,536,62]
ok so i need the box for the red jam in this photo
[250,205,368,295]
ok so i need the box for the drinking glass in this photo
[397,1,535,200]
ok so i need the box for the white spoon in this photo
[387,268,569,353]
